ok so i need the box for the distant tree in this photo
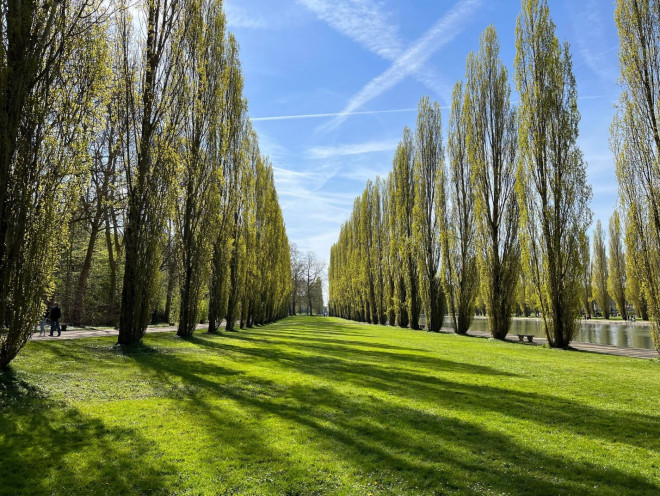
[303,251,325,315]
[515,0,592,347]
[290,243,305,315]
[444,81,478,335]
[466,26,520,340]
[311,277,324,315]
[578,233,592,317]
[624,213,648,320]
[612,0,660,351]
[607,211,627,320]
[591,221,610,319]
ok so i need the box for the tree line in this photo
[330,0,660,354]
[0,0,292,370]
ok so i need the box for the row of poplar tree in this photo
[329,0,660,354]
[0,0,292,370]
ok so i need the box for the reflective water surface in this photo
[455,317,655,350]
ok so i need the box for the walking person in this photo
[49,303,61,337]
[39,308,48,336]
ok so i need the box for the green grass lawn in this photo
[1,316,659,495]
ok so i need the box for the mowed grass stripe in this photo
[1,316,658,495]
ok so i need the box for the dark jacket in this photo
[50,306,61,321]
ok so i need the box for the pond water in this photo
[447,316,656,350]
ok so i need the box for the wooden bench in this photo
[517,334,534,342]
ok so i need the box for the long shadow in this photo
[187,333,660,452]
[126,343,660,495]
[0,371,176,495]
[220,333,518,376]
[202,332,518,378]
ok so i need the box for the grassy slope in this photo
[1,316,658,495]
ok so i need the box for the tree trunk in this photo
[104,213,119,326]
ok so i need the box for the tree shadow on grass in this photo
[186,335,660,452]
[218,333,518,377]
[0,370,177,495]
[126,338,660,495]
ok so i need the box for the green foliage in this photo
[592,221,610,319]
[1,0,292,367]
[413,97,446,332]
[468,26,520,340]
[515,0,591,347]
[608,211,627,320]
[444,82,479,335]
[613,0,660,351]
[0,1,109,369]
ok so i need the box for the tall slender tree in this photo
[207,34,245,333]
[413,97,446,332]
[515,0,592,347]
[578,233,593,317]
[117,0,184,345]
[176,0,226,337]
[393,128,421,329]
[444,81,478,335]
[591,220,610,319]
[608,210,627,320]
[466,26,519,340]
[0,0,108,369]
[612,0,660,351]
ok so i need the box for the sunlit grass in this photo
[1,316,659,495]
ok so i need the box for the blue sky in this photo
[225,0,620,271]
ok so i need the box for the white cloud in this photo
[297,0,403,59]
[570,0,618,81]
[338,164,392,183]
[306,139,399,159]
[298,0,463,103]
[319,0,482,132]
[224,2,268,29]
[252,107,417,122]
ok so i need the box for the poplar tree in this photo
[0,0,108,369]
[359,182,377,322]
[515,0,592,347]
[591,220,610,319]
[413,97,446,332]
[117,0,184,345]
[608,210,627,320]
[372,178,387,325]
[444,81,478,335]
[393,128,421,329]
[381,177,397,325]
[176,0,226,337]
[624,217,648,320]
[388,172,408,326]
[579,233,593,317]
[613,0,660,351]
[466,26,519,340]
[207,34,245,333]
